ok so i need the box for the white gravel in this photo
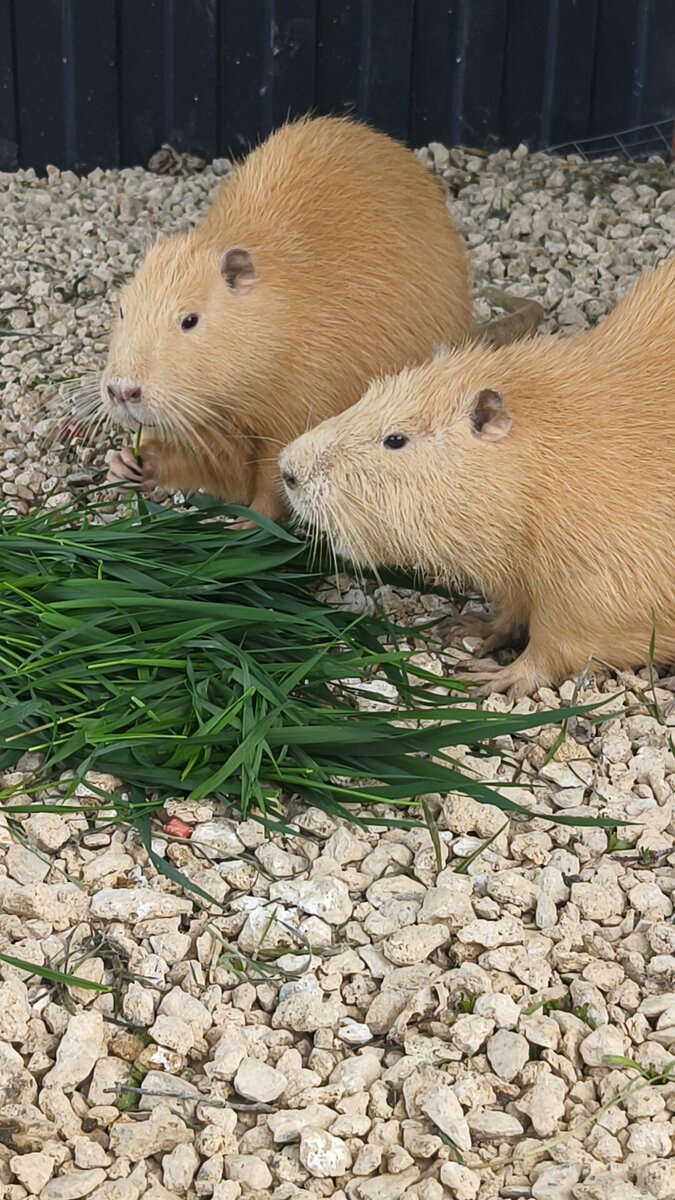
[1,143,674,1199]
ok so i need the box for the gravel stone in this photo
[299,1127,353,1177]
[268,1104,337,1143]
[458,916,525,947]
[9,1151,55,1194]
[515,1068,567,1136]
[269,875,353,925]
[108,1104,193,1162]
[224,1155,272,1190]
[579,1025,629,1067]
[41,1010,104,1090]
[42,1171,108,1200]
[233,1057,288,1103]
[191,820,245,857]
[467,1111,524,1140]
[439,1163,480,1199]
[486,1029,530,1080]
[637,1161,675,1200]
[532,1164,582,1200]
[162,1144,200,1194]
[351,1167,420,1198]
[6,842,51,884]
[271,976,343,1032]
[89,887,192,921]
[381,922,449,965]
[0,977,32,1042]
[330,1051,382,1094]
[418,1082,471,1149]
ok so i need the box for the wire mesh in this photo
[546,119,674,162]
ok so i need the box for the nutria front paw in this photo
[436,611,522,656]
[107,445,160,491]
[437,612,495,643]
[454,649,551,700]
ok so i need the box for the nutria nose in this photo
[281,469,298,490]
[107,380,143,405]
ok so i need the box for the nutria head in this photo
[278,349,515,582]
[100,231,275,451]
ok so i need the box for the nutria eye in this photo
[181,313,199,332]
[383,433,409,450]
[119,305,124,320]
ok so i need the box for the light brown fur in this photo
[100,115,474,518]
[279,257,675,697]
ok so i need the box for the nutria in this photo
[99,115,539,519]
[278,256,675,697]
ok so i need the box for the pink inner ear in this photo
[470,388,512,442]
[221,247,256,294]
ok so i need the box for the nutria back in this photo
[101,115,472,517]
[198,114,474,412]
[279,255,675,694]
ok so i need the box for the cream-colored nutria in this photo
[279,256,675,697]
[100,115,478,519]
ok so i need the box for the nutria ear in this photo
[221,247,256,294]
[470,388,512,442]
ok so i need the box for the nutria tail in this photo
[478,287,545,347]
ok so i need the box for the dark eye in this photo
[383,433,409,450]
[181,313,199,332]
[119,305,124,320]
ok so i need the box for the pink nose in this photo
[107,380,143,405]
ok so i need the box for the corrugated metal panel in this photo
[0,0,17,170]
[0,0,673,173]
[499,0,601,150]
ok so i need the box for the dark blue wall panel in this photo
[592,0,675,132]
[409,0,511,150]
[0,0,18,170]
[1,0,673,172]
[117,0,165,168]
[315,1,362,123]
[164,0,218,160]
[357,0,416,142]
[13,0,68,170]
[63,0,119,173]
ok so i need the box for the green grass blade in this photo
[0,950,114,992]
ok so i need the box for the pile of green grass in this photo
[0,495,607,854]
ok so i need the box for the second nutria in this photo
[278,257,675,697]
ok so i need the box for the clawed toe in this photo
[106,446,158,490]
[454,668,503,690]
[107,449,142,482]
[436,612,491,644]
[455,656,501,673]
[436,611,522,658]
[481,633,512,655]
[450,642,550,699]
[456,670,528,699]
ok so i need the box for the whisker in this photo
[322,493,379,586]
[81,409,113,453]
[156,405,225,480]
[40,374,109,451]
[251,434,292,450]
[150,383,297,438]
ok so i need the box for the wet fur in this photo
[280,256,675,695]
[100,115,473,518]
